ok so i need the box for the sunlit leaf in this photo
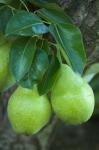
[49,23,86,74]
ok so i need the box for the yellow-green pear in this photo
[7,86,51,135]
[51,64,95,125]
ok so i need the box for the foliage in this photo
[0,0,87,94]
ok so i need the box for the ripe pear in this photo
[7,86,51,135]
[51,64,95,125]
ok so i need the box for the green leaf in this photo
[37,5,72,24]
[0,33,8,46]
[38,56,60,95]
[6,10,44,36]
[0,0,11,4]
[21,49,49,88]
[10,37,37,81]
[42,39,50,53]
[0,6,13,33]
[49,23,86,74]
[36,38,50,53]
[90,73,99,91]
[90,73,99,114]
[32,23,49,35]
[83,63,99,82]
[28,0,58,7]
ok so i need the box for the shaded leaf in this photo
[36,38,50,53]
[38,56,60,95]
[10,37,37,81]
[0,6,13,33]
[0,33,9,46]
[21,49,49,88]
[42,39,50,53]
[37,5,72,24]
[28,0,58,7]
[90,73,99,91]
[90,73,99,114]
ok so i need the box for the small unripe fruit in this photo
[7,86,51,135]
[51,64,95,125]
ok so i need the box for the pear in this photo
[51,64,95,125]
[7,86,51,135]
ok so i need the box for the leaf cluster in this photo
[0,0,86,94]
